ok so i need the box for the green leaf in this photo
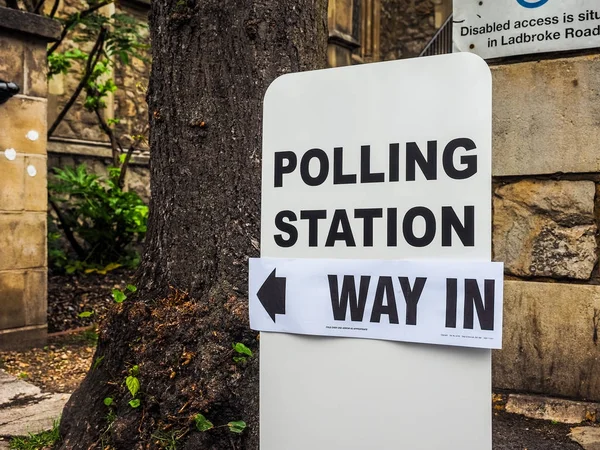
[130,365,139,377]
[126,375,140,397]
[78,311,94,318]
[104,397,113,406]
[233,342,253,357]
[129,398,141,408]
[227,421,247,434]
[194,414,214,432]
[92,355,105,370]
[233,356,247,364]
[126,284,137,293]
[112,288,127,303]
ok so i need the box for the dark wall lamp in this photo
[0,80,19,105]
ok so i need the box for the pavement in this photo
[0,369,69,445]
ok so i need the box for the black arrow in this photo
[257,268,286,322]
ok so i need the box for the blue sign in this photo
[516,0,549,8]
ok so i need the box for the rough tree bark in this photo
[58,1,328,448]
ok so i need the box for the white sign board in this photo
[250,258,503,349]
[260,53,492,450]
[454,0,600,59]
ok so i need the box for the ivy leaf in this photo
[194,414,214,432]
[233,356,247,364]
[112,288,127,303]
[78,311,94,318]
[126,375,140,397]
[227,421,247,434]
[232,343,252,357]
[129,398,141,408]
[126,284,137,293]
[104,397,113,406]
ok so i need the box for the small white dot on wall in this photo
[26,130,39,141]
[4,148,16,160]
[27,165,37,177]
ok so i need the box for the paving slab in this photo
[570,427,600,450]
[505,393,600,424]
[0,370,68,437]
[0,369,41,405]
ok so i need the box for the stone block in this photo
[0,154,25,211]
[24,37,48,98]
[0,97,47,156]
[570,427,600,450]
[492,54,600,176]
[505,394,600,424]
[0,34,24,88]
[24,270,47,326]
[493,281,600,401]
[24,155,47,212]
[0,213,46,270]
[0,325,46,351]
[0,271,26,330]
[493,180,597,280]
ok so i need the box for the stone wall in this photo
[48,0,150,146]
[0,7,60,350]
[380,0,436,60]
[490,54,600,401]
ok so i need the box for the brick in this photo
[0,34,24,88]
[0,213,46,270]
[23,37,48,98]
[0,154,25,211]
[0,271,26,330]
[23,270,47,326]
[24,155,47,212]
[0,97,47,156]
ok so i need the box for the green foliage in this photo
[93,355,105,370]
[9,419,60,449]
[112,288,127,303]
[227,421,247,434]
[126,375,140,397]
[84,60,117,111]
[49,164,148,267]
[194,414,214,432]
[48,48,87,78]
[232,342,253,364]
[233,343,253,357]
[78,310,94,318]
[103,397,113,406]
[125,365,141,408]
[48,230,68,272]
[193,414,247,435]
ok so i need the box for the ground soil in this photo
[47,269,134,332]
[0,332,95,393]
[493,410,583,449]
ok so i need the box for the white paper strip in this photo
[250,257,503,349]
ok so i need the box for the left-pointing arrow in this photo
[257,268,286,322]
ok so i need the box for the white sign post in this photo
[454,0,600,59]
[257,53,493,450]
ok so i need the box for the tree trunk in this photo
[58,1,328,448]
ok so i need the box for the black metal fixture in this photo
[0,80,19,105]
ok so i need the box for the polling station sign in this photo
[258,54,494,450]
[261,54,492,262]
[250,258,503,349]
[454,0,600,59]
